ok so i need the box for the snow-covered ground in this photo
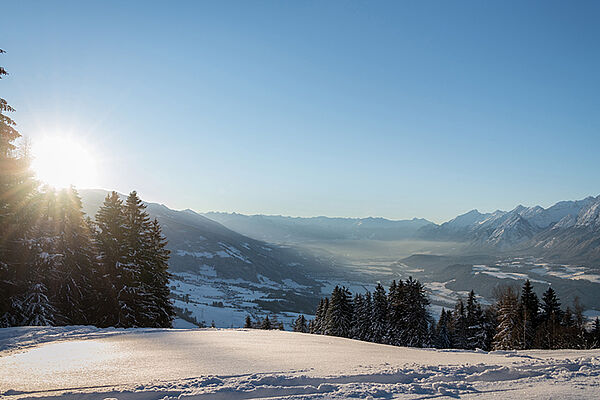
[171,271,315,329]
[1,327,599,399]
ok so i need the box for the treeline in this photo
[301,278,600,351]
[0,50,174,328]
[244,314,285,330]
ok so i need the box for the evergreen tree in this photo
[351,291,373,341]
[143,218,174,327]
[465,290,486,350]
[535,287,562,349]
[325,286,353,337]
[452,298,468,349]
[400,277,432,347]
[311,297,329,334]
[370,283,389,343]
[493,286,522,350]
[434,309,452,348]
[95,191,127,327]
[0,49,38,327]
[293,315,308,333]
[387,280,405,345]
[261,315,272,330]
[46,188,100,325]
[520,280,539,349]
[244,315,252,328]
[589,318,600,349]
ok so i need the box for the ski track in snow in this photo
[1,327,600,399]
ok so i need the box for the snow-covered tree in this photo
[351,291,373,341]
[399,277,432,347]
[370,283,388,343]
[493,286,522,350]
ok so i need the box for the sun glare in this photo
[31,136,99,189]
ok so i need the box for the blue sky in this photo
[2,1,599,223]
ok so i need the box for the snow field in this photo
[1,327,600,399]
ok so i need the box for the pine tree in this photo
[434,309,452,348]
[351,291,373,341]
[143,218,174,327]
[42,188,100,325]
[370,283,388,343]
[493,286,522,350]
[0,49,38,327]
[311,297,329,334]
[293,315,308,333]
[589,318,600,349]
[261,315,272,330]
[325,286,353,337]
[244,315,252,328]
[465,290,486,350]
[520,280,539,349]
[400,277,432,347]
[452,298,468,349]
[95,192,127,327]
[387,280,405,345]
[535,287,562,349]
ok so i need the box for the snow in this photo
[531,264,600,284]
[472,264,548,284]
[1,327,599,399]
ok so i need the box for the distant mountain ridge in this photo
[81,189,600,265]
[203,213,434,242]
[205,195,600,264]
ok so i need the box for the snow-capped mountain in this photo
[417,195,600,260]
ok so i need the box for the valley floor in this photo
[1,327,599,399]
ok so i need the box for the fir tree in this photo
[244,315,252,328]
[95,191,127,327]
[311,297,329,334]
[434,309,452,348]
[589,318,600,349]
[293,315,308,333]
[465,290,486,350]
[370,283,388,343]
[143,218,174,327]
[387,280,405,345]
[520,280,539,349]
[536,287,562,349]
[46,188,100,325]
[351,291,373,341]
[0,49,38,327]
[493,286,522,350]
[261,315,272,330]
[452,298,468,349]
[400,277,432,347]
[325,286,353,337]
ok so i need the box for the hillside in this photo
[79,189,339,327]
[1,327,599,399]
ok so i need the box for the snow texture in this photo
[1,327,599,399]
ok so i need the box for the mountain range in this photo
[205,195,600,265]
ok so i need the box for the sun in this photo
[31,136,99,189]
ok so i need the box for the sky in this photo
[2,1,599,223]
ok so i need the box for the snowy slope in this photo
[1,327,599,399]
